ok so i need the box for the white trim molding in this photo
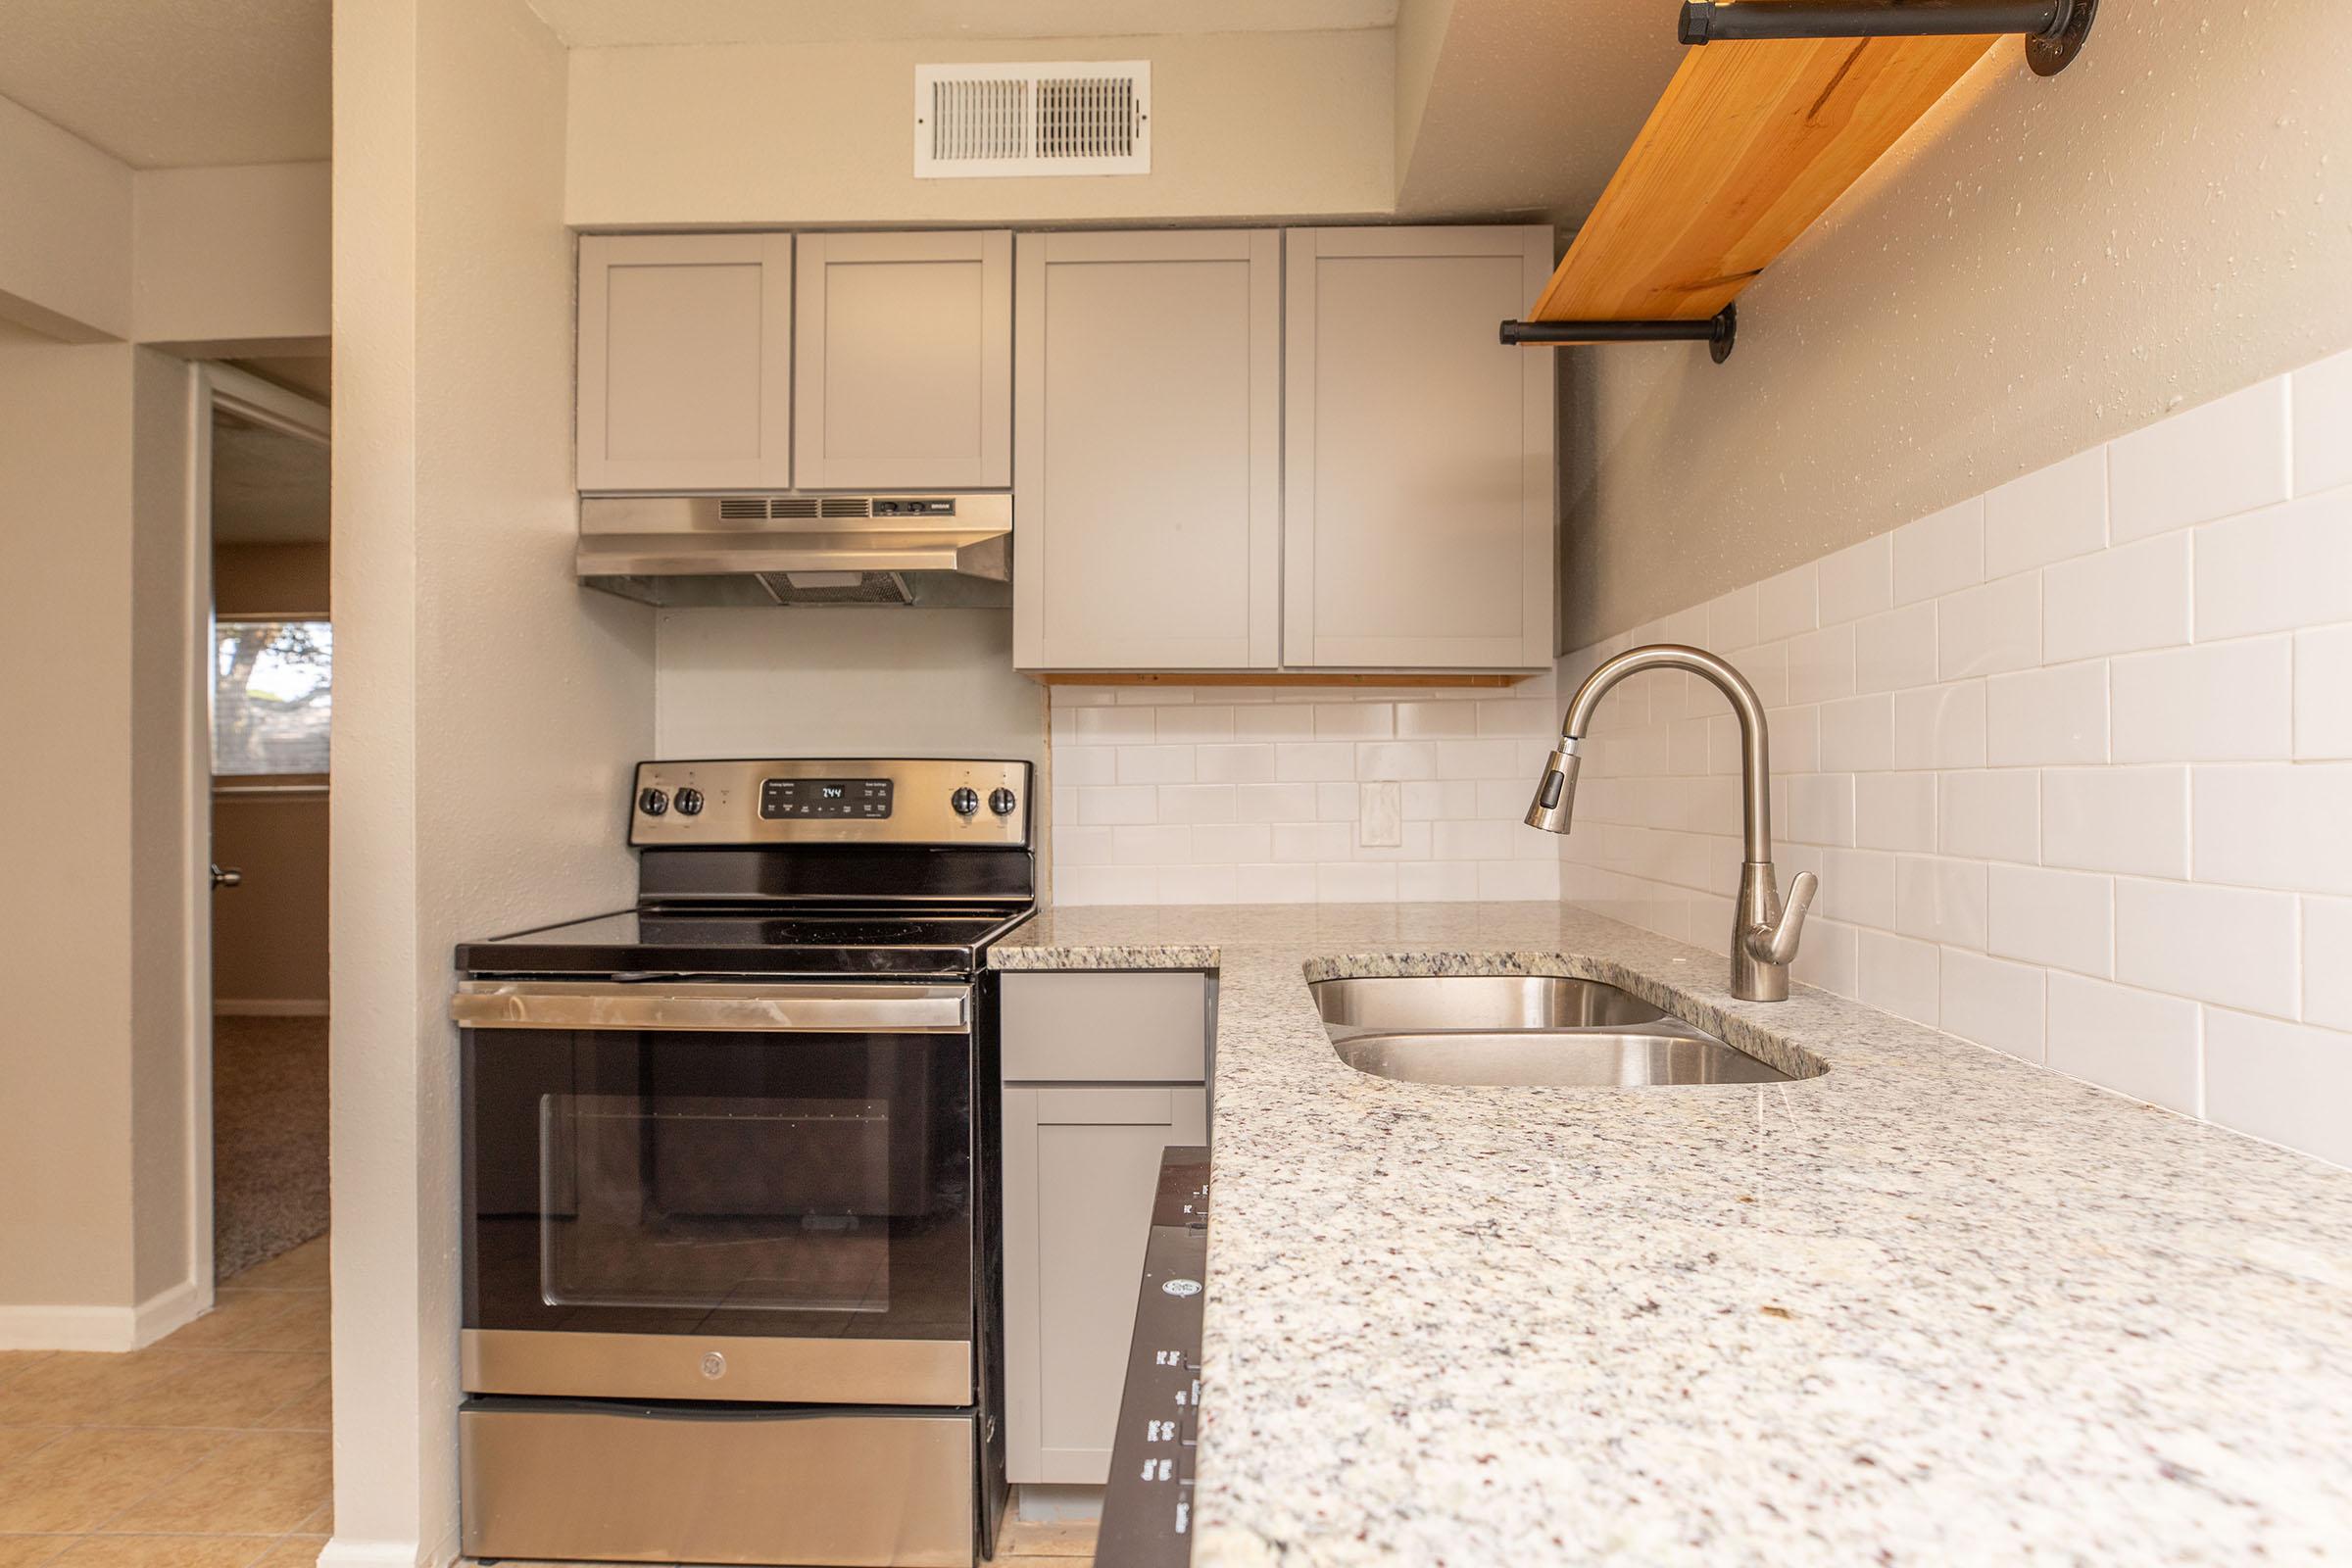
[316,1539,429,1568]
[0,1278,205,1352]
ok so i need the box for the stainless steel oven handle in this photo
[450,980,970,1033]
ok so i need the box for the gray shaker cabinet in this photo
[999,971,1211,1486]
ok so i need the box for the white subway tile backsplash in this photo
[1757,563,1818,641]
[1155,706,1236,743]
[1234,782,1318,822]
[2191,762,2352,897]
[2203,1008,2352,1167]
[1056,864,1155,905]
[1275,742,1357,782]
[1854,602,1939,694]
[1315,782,1358,821]
[1314,703,1393,739]
[1078,784,1159,825]
[1111,824,1192,864]
[1073,706,1156,742]
[1787,623,1857,704]
[1156,784,1238,823]
[1055,746,1118,786]
[1116,745,1197,784]
[1235,862,1314,904]
[1233,705,1316,741]
[2046,976,2200,1114]
[1545,352,2338,1166]
[1817,534,1893,625]
[1938,572,2041,678]
[1986,662,2108,767]
[1398,860,1481,903]
[1939,769,2039,864]
[1892,856,1987,949]
[1396,701,1479,738]
[1478,858,1559,902]
[2115,877,2298,1016]
[1194,744,1278,784]
[1856,929,1939,1025]
[2304,898,2352,1031]
[1476,699,1552,736]
[1190,822,1271,863]
[1855,772,1936,852]
[1893,498,1984,606]
[2041,532,2191,662]
[1355,741,1440,781]
[1272,820,1351,861]
[1984,448,2107,577]
[2108,377,2290,542]
[1939,947,2044,1061]
[2194,488,2352,640]
[2293,349,2352,496]
[1156,864,1238,904]
[2110,637,2293,763]
[1709,583,1761,651]
[1317,861,1396,903]
[1819,693,1895,773]
[2041,765,2187,878]
[1986,863,2112,978]
[1433,739,1521,779]
[2295,625,2352,760]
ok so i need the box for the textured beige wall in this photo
[0,93,132,341]
[1560,0,2352,648]
[565,29,1395,226]
[0,339,137,1313]
[329,0,655,1555]
[133,161,332,350]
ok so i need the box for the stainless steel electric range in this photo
[451,759,1034,1568]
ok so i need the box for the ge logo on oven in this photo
[701,1351,727,1380]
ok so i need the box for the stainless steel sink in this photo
[1309,974,1811,1088]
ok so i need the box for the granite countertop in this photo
[991,902,2352,1565]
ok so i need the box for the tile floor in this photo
[0,1237,331,1568]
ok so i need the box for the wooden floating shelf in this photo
[1514,29,2004,345]
[1023,671,1529,689]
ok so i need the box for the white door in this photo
[576,232,794,491]
[794,230,1012,491]
[1013,229,1282,670]
[1283,225,1556,669]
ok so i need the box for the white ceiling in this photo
[214,412,329,545]
[525,0,1397,48]
[0,0,328,169]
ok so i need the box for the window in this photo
[213,619,332,776]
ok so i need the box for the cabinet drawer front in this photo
[1001,972,1207,1082]
[1033,1085,1173,1126]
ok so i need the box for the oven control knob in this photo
[673,787,705,816]
[638,787,669,816]
[989,787,1018,817]
[951,786,981,817]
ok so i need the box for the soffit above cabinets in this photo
[526,0,1396,48]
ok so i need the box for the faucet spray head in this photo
[1525,741,1582,834]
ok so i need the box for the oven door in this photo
[458,980,977,1407]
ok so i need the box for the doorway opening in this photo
[199,360,332,1286]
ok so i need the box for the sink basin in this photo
[1309,974,1810,1088]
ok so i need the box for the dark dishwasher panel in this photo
[1096,1147,1211,1568]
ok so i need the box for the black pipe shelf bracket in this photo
[1679,0,2098,76]
[1499,306,1739,364]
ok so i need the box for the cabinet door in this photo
[1001,1083,1210,1485]
[1014,230,1281,670]
[1283,226,1556,669]
[577,233,794,492]
[794,231,1012,491]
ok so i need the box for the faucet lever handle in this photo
[1745,870,1818,967]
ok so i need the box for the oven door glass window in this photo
[466,1027,972,1342]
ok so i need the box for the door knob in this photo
[211,864,244,890]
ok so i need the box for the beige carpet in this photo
[213,1014,330,1283]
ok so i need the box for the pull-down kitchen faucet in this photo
[1528,644,1818,1002]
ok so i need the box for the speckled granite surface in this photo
[991,902,2352,1565]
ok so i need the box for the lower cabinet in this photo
[999,971,1211,1486]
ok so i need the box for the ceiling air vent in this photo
[914,62,1151,178]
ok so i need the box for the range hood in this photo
[577,494,1012,608]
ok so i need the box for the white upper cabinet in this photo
[1014,229,1282,671]
[1283,226,1556,669]
[576,233,794,492]
[794,231,1012,491]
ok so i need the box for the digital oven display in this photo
[760,777,894,820]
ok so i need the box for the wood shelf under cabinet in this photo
[1522,31,2000,331]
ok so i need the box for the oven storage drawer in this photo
[463,1329,971,1406]
[461,1398,977,1567]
